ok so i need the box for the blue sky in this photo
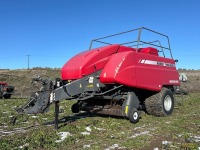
[0,0,200,70]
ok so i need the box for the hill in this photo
[0,68,60,97]
[1,68,200,98]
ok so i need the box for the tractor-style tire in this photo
[129,108,140,123]
[144,87,174,116]
[4,95,11,99]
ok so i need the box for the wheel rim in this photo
[133,111,138,120]
[164,95,172,111]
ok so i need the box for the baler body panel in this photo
[61,44,179,91]
[61,45,135,80]
[133,52,179,91]
[100,50,179,91]
[99,51,137,85]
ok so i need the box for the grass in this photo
[0,69,200,149]
[0,93,200,149]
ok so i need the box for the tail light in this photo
[3,87,7,91]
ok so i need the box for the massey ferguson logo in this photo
[139,59,175,67]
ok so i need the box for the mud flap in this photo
[16,91,51,114]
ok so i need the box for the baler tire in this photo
[4,95,11,99]
[144,87,174,117]
[0,92,3,99]
[129,108,140,123]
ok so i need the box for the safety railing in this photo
[89,27,172,58]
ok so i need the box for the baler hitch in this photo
[16,77,53,114]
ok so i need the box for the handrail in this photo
[88,27,173,58]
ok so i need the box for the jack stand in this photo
[54,101,59,129]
